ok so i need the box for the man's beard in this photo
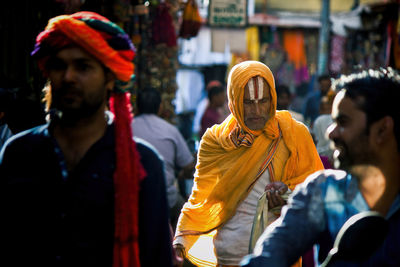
[333,141,352,170]
[53,102,104,126]
[50,86,106,126]
[332,135,374,171]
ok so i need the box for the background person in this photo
[276,84,304,123]
[200,80,226,137]
[132,87,195,230]
[303,74,332,126]
[312,90,337,168]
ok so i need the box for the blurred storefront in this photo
[0,0,399,135]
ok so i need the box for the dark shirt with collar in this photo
[2,122,173,267]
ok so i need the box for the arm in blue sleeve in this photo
[241,174,327,267]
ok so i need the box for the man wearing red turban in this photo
[2,11,172,267]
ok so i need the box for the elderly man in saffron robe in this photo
[173,61,323,267]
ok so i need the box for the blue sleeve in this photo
[241,174,327,267]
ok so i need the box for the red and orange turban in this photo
[32,11,135,82]
[32,12,145,267]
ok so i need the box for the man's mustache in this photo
[54,84,82,96]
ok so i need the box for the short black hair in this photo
[333,68,400,151]
[136,88,161,114]
[207,84,225,101]
[275,85,291,97]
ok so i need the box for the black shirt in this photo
[2,123,172,267]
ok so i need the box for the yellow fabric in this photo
[175,61,323,266]
[246,27,260,61]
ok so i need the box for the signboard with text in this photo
[209,0,247,27]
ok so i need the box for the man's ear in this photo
[371,116,394,145]
[105,71,116,92]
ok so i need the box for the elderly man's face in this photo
[47,46,114,121]
[243,76,271,131]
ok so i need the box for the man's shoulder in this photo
[134,114,179,133]
[299,169,350,193]
[0,124,49,162]
[3,124,48,147]
[134,136,164,162]
[155,116,180,132]
[134,113,167,124]
[306,169,347,182]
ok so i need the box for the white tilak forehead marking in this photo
[257,76,264,100]
[247,77,264,102]
[248,78,255,100]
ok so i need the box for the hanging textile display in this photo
[126,1,179,122]
[283,30,309,86]
[329,35,346,74]
[179,0,202,39]
[261,29,285,76]
[153,2,177,47]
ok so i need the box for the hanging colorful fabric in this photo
[283,30,309,86]
[179,0,202,39]
[153,2,177,47]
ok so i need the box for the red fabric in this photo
[110,93,146,267]
[152,3,177,47]
[33,12,135,82]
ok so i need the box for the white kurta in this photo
[213,170,278,265]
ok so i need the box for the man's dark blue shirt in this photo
[2,123,173,267]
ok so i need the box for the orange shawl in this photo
[175,61,323,266]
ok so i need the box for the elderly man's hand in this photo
[265,181,288,209]
[173,244,184,267]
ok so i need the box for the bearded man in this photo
[2,12,172,267]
